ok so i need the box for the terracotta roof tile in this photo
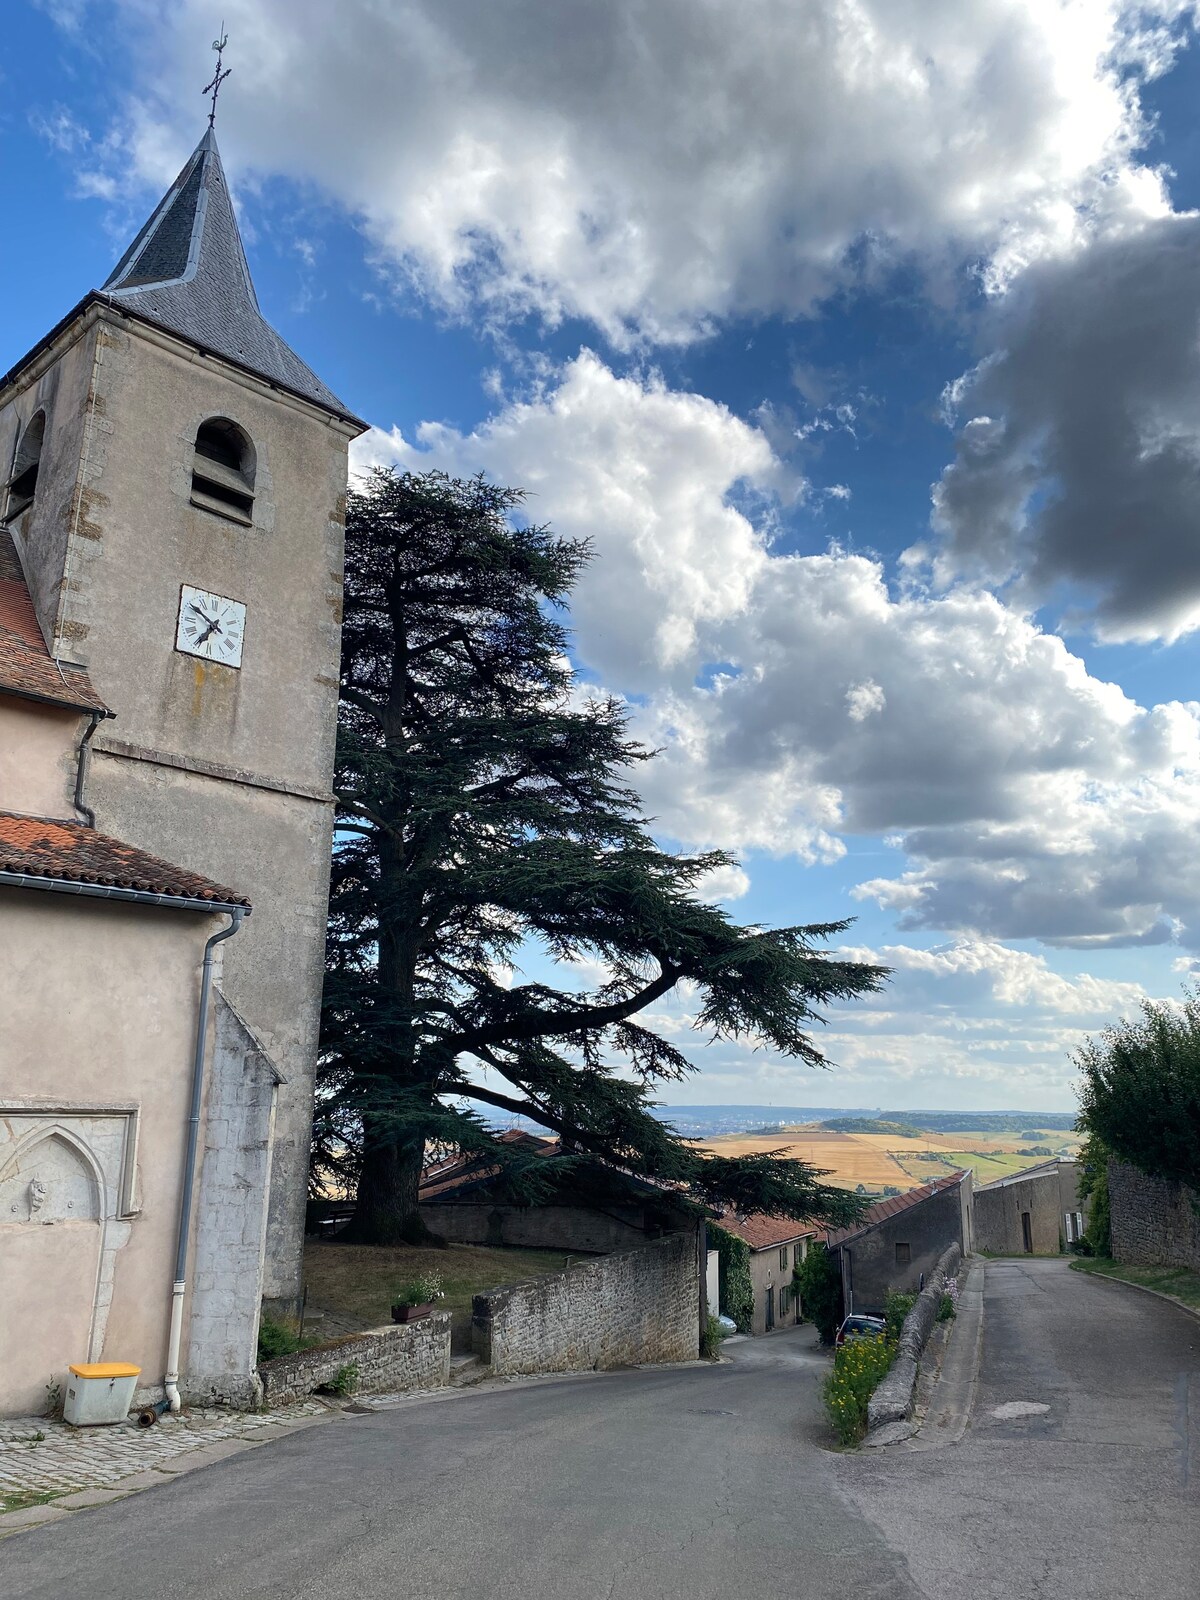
[715,1211,821,1251]
[419,1131,560,1201]
[0,529,109,715]
[825,1172,968,1247]
[0,812,249,907]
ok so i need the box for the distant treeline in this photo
[825,1111,1077,1135]
[820,1117,926,1137]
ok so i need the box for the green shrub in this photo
[794,1246,843,1344]
[1077,1133,1111,1256]
[700,1313,728,1360]
[322,1362,360,1397]
[257,1315,304,1363]
[710,1225,754,1334]
[883,1290,917,1341]
[937,1293,956,1322]
[823,1332,895,1444]
[1076,995,1200,1190]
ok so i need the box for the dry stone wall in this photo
[473,1230,700,1376]
[867,1243,960,1432]
[258,1313,451,1406]
[1109,1160,1200,1271]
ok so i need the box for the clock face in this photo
[176,585,246,668]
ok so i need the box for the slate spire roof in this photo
[99,128,352,420]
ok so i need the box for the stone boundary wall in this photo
[419,1202,646,1254]
[867,1243,960,1432]
[472,1230,700,1377]
[258,1313,451,1406]
[1109,1160,1200,1271]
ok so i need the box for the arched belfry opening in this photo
[191,416,256,523]
[4,410,46,522]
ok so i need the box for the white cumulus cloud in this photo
[67,0,1197,343]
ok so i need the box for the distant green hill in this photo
[875,1111,1078,1134]
[820,1117,926,1137]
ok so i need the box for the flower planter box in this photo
[391,1302,434,1324]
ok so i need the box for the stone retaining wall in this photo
[258,1313,451,1406]
[1109,1160,1200,1271]
[419,1202,647,1254]
[472,1229,700,1376]
[867,1243,960,1431]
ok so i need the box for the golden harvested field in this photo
[701,1131,910,1187]
[702,1125,1082,1193]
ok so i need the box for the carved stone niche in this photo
[0,1109,138,1364]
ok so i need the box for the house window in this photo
[895,1242,911,1267]
[191,417,255,523]
[1065,1211,1084,1244]
[779,1284,790,1315]
[798,1238,809,1263]
[780,1246,789,1269]
[4,411,45,522]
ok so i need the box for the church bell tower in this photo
[0,124,365,1309]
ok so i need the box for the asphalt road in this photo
[5,1258,1198,1599]
[836,1257,1200,1599]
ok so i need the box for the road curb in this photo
[1069,1263,1200,1328]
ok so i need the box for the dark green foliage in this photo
[821,1117,925,1137]
[321,1362,360,1397]
[256,1316,304,1364]
[319,468,886,1242]
[883,1289,916,1340]
[936,1293,955,1322]
[1076,1132,1112,1256]
[1076,994,1200,1191]
[795,1244,843,1344]
[877,1112,1077,1134]
[710,1224,754,1333]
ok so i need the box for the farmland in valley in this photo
[700,1121,1082,1195]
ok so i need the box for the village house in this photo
[973,1159,1087,1255]
[0,121,361,1414]
[716,1213,820,1335]
[825,1171,974,1319]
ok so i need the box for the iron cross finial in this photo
[203,26,231,128]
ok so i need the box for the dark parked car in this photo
[834,1314,886,1348]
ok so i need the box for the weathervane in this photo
[203,26,231,128]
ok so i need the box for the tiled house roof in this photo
[0,812,250,907]
[420,1130,561,1201]
[0,529,109,715]
[825,1172,968,1248]
[715,1211,821,1251]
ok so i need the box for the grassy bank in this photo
[1070,1256,1200,1311]
[303,1241,576,1350]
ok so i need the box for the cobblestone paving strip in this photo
[0,1402,329,1512]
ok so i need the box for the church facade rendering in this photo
[0,127,363,1412]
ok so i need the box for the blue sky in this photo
[8,0,1200,1111]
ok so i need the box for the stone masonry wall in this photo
[420,1202,647,1254]
[258,1313,451,1406]
[473,1230,700,1377]
[1109,1160,1200,1271]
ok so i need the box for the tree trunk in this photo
[344,1127,441,1246]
